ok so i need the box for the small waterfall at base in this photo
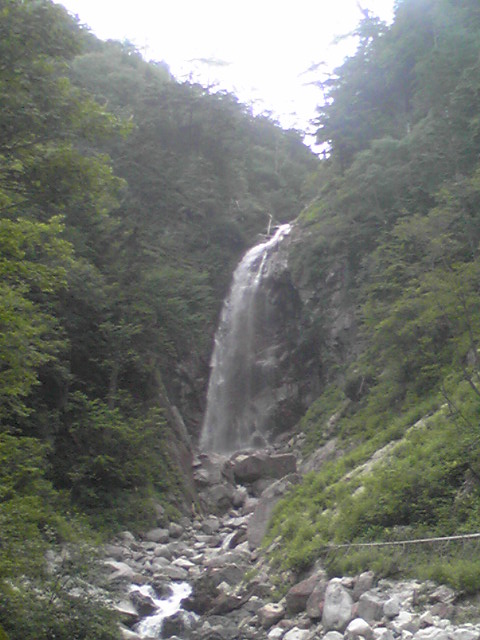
[200,223,292,453]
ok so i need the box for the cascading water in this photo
[200,224,292,453]
[131,582,193,638]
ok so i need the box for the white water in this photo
[200,224,292,453]
[132,582,192,638]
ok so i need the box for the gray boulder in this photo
[383,595,400,619]
[345,618,374,640]
[413,628,449,640]
[145,528,170,543]
[353,571,375,600]
[247,474,301,549]
[322,578,354,632]
[323,633,344,640]
[357,591,386,623]
[232,452,296,484]
[283,628,311,640]
[169,522,184,538]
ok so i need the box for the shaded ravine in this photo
[200,224,292,453]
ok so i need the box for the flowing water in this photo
[132,582,192,638]
[200,224,292,453]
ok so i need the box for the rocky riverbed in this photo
[97,447,480,640]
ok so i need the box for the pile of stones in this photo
[99,448,480,640]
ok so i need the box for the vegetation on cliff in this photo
[270,0,480,590]
[0,1,315,636]
[4,0,480,634]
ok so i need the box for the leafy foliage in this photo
[0,433,118,639]
[271,0,480,586]
[0,1,317,636]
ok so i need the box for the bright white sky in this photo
[56,0,395,138]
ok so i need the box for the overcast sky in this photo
[56,0,395,137]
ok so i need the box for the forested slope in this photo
[5,0,480,635]
[270,0,480,589]
[0,2,316,636]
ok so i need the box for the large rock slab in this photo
[247,473,301,549]
[232,451,297,484]
[322,578,354,632]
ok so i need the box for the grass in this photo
[267,377,480,593]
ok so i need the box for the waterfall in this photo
[200,224,292,453]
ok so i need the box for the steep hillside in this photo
[268,0,480,588]
[0,2,316,637]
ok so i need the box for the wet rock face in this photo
[200,226,322,453]
[246,236,322,442]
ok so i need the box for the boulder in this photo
[145,528,170,543]
[153,544,173,559]
[183,574,219,615]
[200,483,236,514]
[306,576,328,620]
[113,600,139,626]
[104,560,140,583]
[392,611,419,634]
[162,611,195,638]
[258,603,286,630]
[201,516,221,535]
[119,626,142,640]
[103,544,128,561]
[129,590,157,617]
[413,628,449,640]
[283,628,311,640]
[209,592,249,615]
[323,633,344,640]
[221,527,247,550]
[161,565,189,581]
[322,578,354,632]
[169,522,184,538]
[210,563,243,586]
[373,628,395,640]
[204,550,249,569]
[232,452,297,484]
[357,591,386,623]
[172,557,195,569]
[429,585,456,605]
[151,579,173,599]
[191,616,240,640]
[353,571,375,600]
[119,531,136,543]
[383,596,401,619]
[450,630,480,640]
[419,611,435,628]
[345,618,374,640]
[232,486,248,508]
[286,574,322,615]
[192,452,226,486]
[247,474,301,549]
